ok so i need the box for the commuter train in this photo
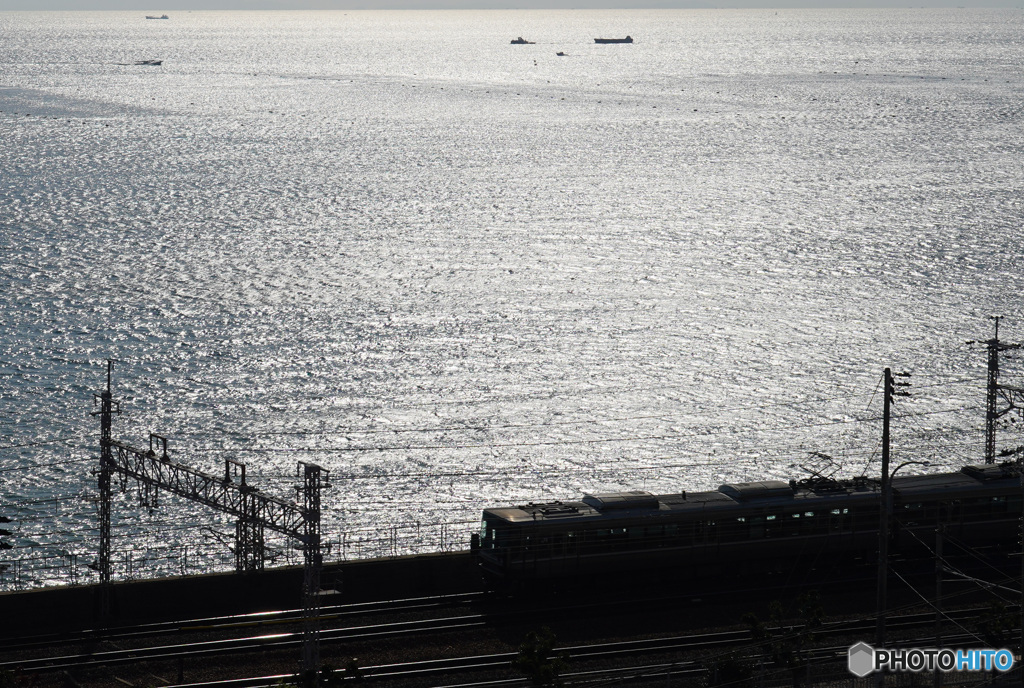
[473,463,1023,590]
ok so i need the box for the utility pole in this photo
[300,461,324,686]
[225,458,264,573]
[876,368,894,659]
[1019,471,1024,688]
[876,367,912,686]
[92,359,120,620]
[975,317,1024,464]
[0,515,12,551]
[934,525,943,688]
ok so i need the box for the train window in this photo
[696,520,716,543]
[962,497,994,521]
[716,518,743,543]
[802,510,826,533]
[749,516,765,539]
[493,530,518,549]
[766,515,777,521]
[786,509,802,536]
[829,508,849,531]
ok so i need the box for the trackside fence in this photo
[0,519,476,590]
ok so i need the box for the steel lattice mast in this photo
[981,317,1024,464]
[96,365,329,681]
[300,461,324,682]
[92,360,120,620]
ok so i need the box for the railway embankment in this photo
[0,550,483,637]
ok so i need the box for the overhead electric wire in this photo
[166,374,987,443]
[174,388,891,439]
[169,404,983,455]
[890,568,986,643]
[898,527,1019,607]
[0,436,86,451]
[940,531,1024,586]
[898,405,981,466]
[940,566,1021,600]
[176,437,980,485]
[0,455,94,474]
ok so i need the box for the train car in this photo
[473,464,1023,591]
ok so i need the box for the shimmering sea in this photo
[1,8,1022,589]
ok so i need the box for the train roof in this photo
[891,463,1019,498]
[481,464,1022,525]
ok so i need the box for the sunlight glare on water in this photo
[0,8,1022,587]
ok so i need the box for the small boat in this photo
[134,59,163,66]
[510,37,535,44]
[556,52,567,56]
[145,14,169,19]
[594,36,633,44]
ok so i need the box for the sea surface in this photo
[1,8,1023,589]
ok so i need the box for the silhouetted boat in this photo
[594,36,632,43]
[145,14,169,19]
[511,37,535,44]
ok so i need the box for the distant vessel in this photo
[594,36,633,44]
[510,37,535,44]
[145,14,169,19]
[134,59,163,65]
[556,52,567,57]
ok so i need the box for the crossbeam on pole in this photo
[95,366,330,684]
[109,440,310,541]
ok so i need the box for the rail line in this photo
[151,629,994,688]
[3,591,486,653]
[1,614,488,673]
[1,600,1000,682]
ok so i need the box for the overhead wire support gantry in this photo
[107,437,312,550]
[94,362,329,681]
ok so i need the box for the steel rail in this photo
[156,629,994,688]
[1,596,999,680]
[0,602,995,676]
[1,591,486,652]
[0,615,490,673]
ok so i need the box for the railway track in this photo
[1,591,1000,687]
[4,592,486,653]
[150,629,997,688]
